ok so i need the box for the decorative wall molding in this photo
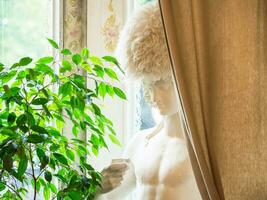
[63,0,87,53]
[62,0,87,140]
[101,0,120,52]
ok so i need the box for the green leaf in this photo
[11,62,20,69]
[37,147,45,159]
[27,134,45,144]
[37,56,54,64]
[48,183,57,194]
[66,149,75,161]
[0,127,17,137]
[1,71,17,83]
[102,55,119,66]
[80,121,86,130]
[42,105,52,118]
[92,146,98,156]
[26,113,36,126]
[0,64,4,72]
[31,125,49,135]
[17,70,28,79]
[93,65,104,78]
[41,155,49,170]
[72,125,78,137]
[7,112,16,124]
[81,62,93,73]
[19,126,29,133]
[113,87,127,100]
[106,85,115,97]
[35,64,54,74]
[16,114,27,126]
[18,157,28,177]
[0,182,6,192]
[44,171,52,182]
[91,134,99,145]
[109,134,121,146]
[61,48,72,55]
[60,60,72,73]
[98,82,106,98]
[102,55,124,74]
[43,185,51,200]
[59,82,72,97]
[35,179,41,192]
[72,54,82,65]
[47,38,59,49]
[73,74,85,88]
[104,68,118,80]
[32,98,48,105]
[77,145,87,156]
[53,153,68,166]
[54,173,67,183]
[91,103,101,116]
[81,48,90,58]
[3,154,13,171]
[90,56,103,66]
[19,57,33,66]
[47,128,61,138]
[69,191,81,200]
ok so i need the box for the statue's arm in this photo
[95,135,139,199]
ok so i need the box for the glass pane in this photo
[138,87,156,130]
[0,0,53,199]
[0,0,53,67]
[135,0,159,132]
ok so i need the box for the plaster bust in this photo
[96,1,201,199]
[97,79,201,200]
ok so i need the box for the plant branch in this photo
[30,83,52,104]
[4,183,23,200]
[10,176,19,191]
[29,145,37,200]
[36,168,45,180]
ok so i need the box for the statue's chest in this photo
[133,136,192,186]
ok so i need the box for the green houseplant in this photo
[0,39,126,200]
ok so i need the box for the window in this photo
[129,0,160,133]
[0,0,60,198]
[135,86,161,131]
[0,0,58,67]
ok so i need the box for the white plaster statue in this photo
[97,79,201,200]
[96,1,201,199]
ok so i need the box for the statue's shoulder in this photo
[123,127,156,158]
[135,127,156,138]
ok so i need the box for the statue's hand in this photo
[98,159,130,194]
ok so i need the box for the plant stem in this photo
[24,86,38,200]
[5,183,23,200]
[29,145,37,200]
[36,168,45,180]
[30,83,52,104]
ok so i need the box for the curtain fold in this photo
[159,0,267,200]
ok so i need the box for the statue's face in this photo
[142,79,179,116]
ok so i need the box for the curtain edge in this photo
[158,0,221,199]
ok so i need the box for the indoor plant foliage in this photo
[0,39,126,200]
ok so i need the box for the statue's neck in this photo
[161,112,184,138]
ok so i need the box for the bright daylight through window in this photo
[0,0,53,67]
[0,0,55,198]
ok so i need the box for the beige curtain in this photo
[159,0,267,200]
